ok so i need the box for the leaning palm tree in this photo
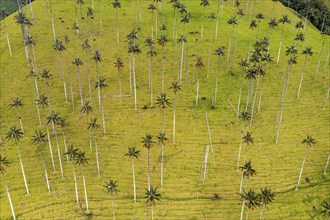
[104,178,119,219]
[112,0,121,47]
[170,82,181,143]
[0,9,13,56]
[276,14,291,64]
[128,43,142,110]
[142,134,155,191]
[72,58,84,106]
[213,46,225,106]
[0,154,16,220]
[195,56,205,106]
[81,39,92,100]
[200,0,210,43]
[144,186,161,220]
[259,187,275,219]
[240,189,261,220]
[95,76,108,135]
[75,151,89,211]
[88,118,101,175]
[296,135,315,190]
[157,35,169,92]
[81,101,93,151]
[64,145,80,205]
[32,130,50,192]
[177,35,187,84]
[53,39,68,102]
[239,160,257,194]
[9,97,25,134]
[114,58,124,101]
[124,146,140,203]
[5,126,29,194]
[297,47,313,98]
[47,110,64,178]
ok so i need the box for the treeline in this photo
[280,0,330,31]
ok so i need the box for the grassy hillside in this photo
[0,0,329,219]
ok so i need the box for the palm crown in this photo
[88,118,100,130]
[6,126,23,143]
[214,46,225,57]
[242,131,254,146]
[72,58,83,66]
[65,145,79,161]
[92,49,102,63]
[302,135,315,148]
[114,58,124,70]
[157,132,167,145]
[279,14,290,24]
[9,97,24,109]
[144,186,161,205]
[155,93,171,108]
[124,146,140,159]
[82,39,91,50]
[36,94,49,108]
[142,134,155,149]
[15,12,32,26]
[268,18,278,28]
[81,101,93,115]
[241,189,261,209]
[31,130,47,145]
[260,187,275,206]
[240,160,257,178]
[0,154,10,174]
[302,47,313,56]
[75,151,89,166]
[169,81,181,94]
[47,111,61,125]
[128,43,142,54]
[195,56,205,69]
[157,35,168,46]
[53,39,66,52]
[104,178,119,195]
[95,76,108,89]
[112,0,121,8]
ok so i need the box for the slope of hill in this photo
[0,0,329,219]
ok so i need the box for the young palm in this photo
[75,151,89,211]
[95,76,108,135]
[9,97,25,135]
[200,0,210,43]
[81,39,92,100]
[64,145,80,204]
[213,46,225,106]
[124,147,140,203]
[144,186,161,220]
[81,101,93,151]
[5,126,29,194]
[0,154,16,220]
[92,49,102,75]
[297,47,313,98]
[177,35,187,84]
[88,118,101,175]
[276,15,291,64]
[0,9,13,56]
[112,0,121,47]
[239,160,257,194]
[194,56,205,106]
[53,39,68,101]
[47,110,64,178]
[104,178,119,219]
[170,82,181,143]
[296,135,315,190]
[259,187,275,219]
[32,130,50,191]
[128,43,142,110]
[72,58,84,106]
[157,35,169,92]
[240,189,261,220]
[114,58,124,101]
[142,134,156,191]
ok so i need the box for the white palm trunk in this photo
[201,144,210,183]
[76,65,83,106]
[149,57,153,106]
[17,110,24,135]
[16,143,29,194]
[46,125,55,170]
[297,55,308,98]
[41,150,50,192]
[94,131,100,175]
[314,36,326,81]
[323,153,330,176]
[179,40,185,84]
[132,159,137,203]
[52,124,64,178]
[246,208,250,220]
[237,82,242,122]
[147,148,151,191]
[250,75,260,126]
[323,87,330,108]
[129,57,132,97]
[214,0,221,42]
[3,20,12,56]
[239,171,244,194]
[70,70,75,111]
[276,25,285,64]
[172,94,177,143]
[58,53,68,102]
[257,76,264,113]
[296,148,308,190]
[118,70,122,103]
[213,56,221,106]
[160,142,164,188]
[85,52,92,100]
[82,169,89,210]
[240,198,245,220]
[161,46,165,93]
[2,174,16,220]
[112,200,116,220]
[236,124,244,170]
[205,111,215,165]
[62,129,68,161]
[101,93,106,135]
[195,79,199,107]
[245,79,254,112]
[73,165,79,204]
[133,54,137,110]
[49,0,56,41]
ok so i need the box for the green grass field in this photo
[0,0,329,219]
[0,0,18,19]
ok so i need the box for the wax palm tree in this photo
[32,130,50,191]
[213,46,225,106]
[255,13,264,38]
[9,97,25,134]
[72,58,84,106]
[26,69,40,98]
[5,126,29,194]
[297,47,313,98]
[92,49,102,75]
[171,1,181,42]
[195,56,205,106]
[276,14,291,64]
[267,18,278,53]
[236,112,250,170]
[95,76,107,135]
[81,101,93,151]
[156,93,171,133]
[295,21,304,32]
[148,3,157,38]
[75,151,89,210]
[314,29,329,81]
[170,82,181,143]
[0,154,16,220]
[296,135,315,190]
[239,160,257,194]
[0,9,12,56]
[321,200,330,217]
[259,187,275,219]
[244,68,257,112]
[104,178,119,219]
[247,20,257,60]
[142,134,155,191]
[294,32,305,46]
[112,0,121,46]
[47,110,64,178]
[200,0,210,42]
[81,39,92,100]
[124,146,140,203]
[226,16,238,70]
[145,186,161,220]
[23,34,36,67]
[177,35,187,84]
[153,0,162,38]
[39,69,53,102]
[53,39,68,101]
[128,43,141,110]
[86,7,94,38]
[88,118,101,175]
[114,58,124,101]
[58,118,69,161]
[206,13,216,78]
[77,0,85,36]
[65,145,80,204]
[157,132,167,188]
[157,35,168,92]
[147,46,157,106]
[14,12,31,63]
[240,189,261,220]
[242,131,254,163]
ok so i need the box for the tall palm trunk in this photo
[132,159,137,203]
[296,147,308,189]
[2,174,16,220]
[179,40,185,84]
[16,142,29,194]
[196,78,200,107]
[115,8,119,47]
[16,109,24,135]
[133,54,137,109]
[147,148,151,191]
[205,111,215,165]
[99,0,102,31]
[49,0,56,41]
[52,123,64,178]
[84,51,92,100]
[314,36,326,81]
[297,55,308,98]
[112,199,116,220]
[245,79,254,112]
[20,25,29,63]
[237,82,243,122]
[40,148,50,192]
[76,65,83,106]
[240,198,245,220]
[58,53,68,101]
[226,25,235,72]
[161,46,165,92]
[172,94,177,143]
[149,56,153,106]
[94,129,100,175]
[82,168,89,210]
[214,0,221,42]
[160,108,165,188]
[323,153,330,176]
[276,24,285,64]
[236,124,245,170]
[73,164,79,204]
[250,75,261,126]
[200,7,205,42]
[213,56,221,106]
[246,208,251,220]
[61,129,68,161]
[3,20,12,56]
[151,11,154,39]
[257,76,265,113]
[46,125,56,170]
[70,69,75,111]
[118,69,122,103]
[101,90,106,135]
